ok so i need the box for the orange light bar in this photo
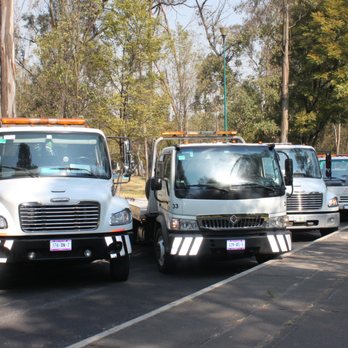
[161,131,186,137]
[215,130,237,136]
[161,130,238,137]
[1,118,86,126]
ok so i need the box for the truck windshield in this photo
[277,148,321,179]
[175,145,284,199]
[0,131,111,180]
[319,158,348,180]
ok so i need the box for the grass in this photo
[118,176,147,199]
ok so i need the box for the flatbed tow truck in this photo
[129,131,293,272]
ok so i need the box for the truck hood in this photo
[0,177,116,206]
[290,177,327,194]
[0,177,131,236]
[179,196,286,216]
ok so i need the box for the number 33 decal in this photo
[172,203,179,209]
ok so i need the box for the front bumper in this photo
[287,211,339,230]
[167,230,292,258]
[0,232,132,263]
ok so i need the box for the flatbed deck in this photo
[128,198,148,221]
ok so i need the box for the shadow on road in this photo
[0,261,112,290]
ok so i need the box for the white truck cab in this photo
[130,132,293,272]
[0,118,132,281]
[275,144,339,236]
[318,153,348,212]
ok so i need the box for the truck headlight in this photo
[265,215,288,229]
[328,197,338,207]
[110,208,132,226]
[170,218,199,231]
[0,216,7,229]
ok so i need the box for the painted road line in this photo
[66,230,344,348]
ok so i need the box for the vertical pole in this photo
[281,0,289,143]
[222,33,228,131]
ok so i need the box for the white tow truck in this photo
[0,117,132,281]
[129,131,293,272]
[318,153,348,213]
[275,144,340,236]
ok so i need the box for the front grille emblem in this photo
[230,215,238,224]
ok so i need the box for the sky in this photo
[167,0,244,28]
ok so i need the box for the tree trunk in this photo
[0,0,16,118]
[333,123,341,154]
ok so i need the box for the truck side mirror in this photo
[325,152,332,178]
[120,138,135,177]
[284,158,293,186]
[150,177,162,191]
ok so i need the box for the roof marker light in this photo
[1,118,86,126]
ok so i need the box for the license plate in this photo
[227,240,245,251]
[291,216,306,223]
[50,240,72,251]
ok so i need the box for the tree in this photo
[1,0,16,118]
[290,0,348,146]
[17,0,112,120]
[155,24,200,131]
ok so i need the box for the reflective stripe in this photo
[124,235,132,254]
[189,237,203,256]
[267,235,280,253]
[276,234,288,252]
[285,234,292,251]
[105,236,113,246]
[4,240,13,250]
[116,236,125,256]
[110,253,117,259]
[0,258,7,263]
[179,237,193,256]
[171,237,183,255]
[172,237,203,256]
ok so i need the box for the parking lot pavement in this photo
[69,227,348,348]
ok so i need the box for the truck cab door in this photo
[154,153,172,206]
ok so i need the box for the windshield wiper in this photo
[50,167,97,177]
[1,165,38,177]
[293,173,318,178]
[185,184,229,193]
[233,183,278,192]
[326,176,346,183]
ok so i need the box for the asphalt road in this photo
[0,221,347,348]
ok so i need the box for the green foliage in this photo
[17,0,113,121]
[14,0,348,156]
[290,0,348,144]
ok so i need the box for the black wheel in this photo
[255,254,278,264]
[154,226,175,273]
[109,255,130,281]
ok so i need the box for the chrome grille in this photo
[340,196,348,203]
[197,215,265,230]
[287,193,323,211]
[19,202,100,232]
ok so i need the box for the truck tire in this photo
[109,255,130,281]
[154,226,175,273]
[320,228,337,237]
